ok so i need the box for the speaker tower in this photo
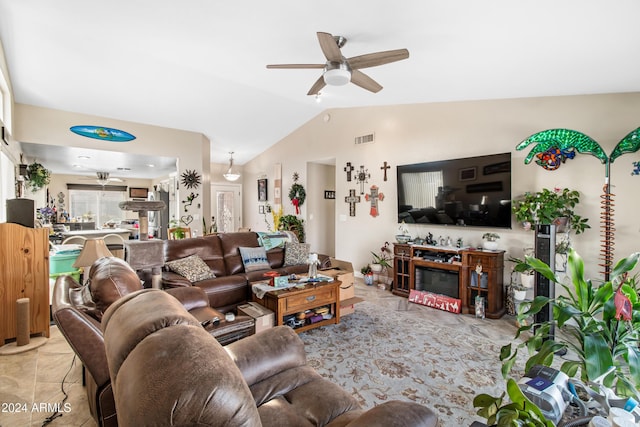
[534,224,556,335]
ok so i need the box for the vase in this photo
[513,289,527,301]
[364,273,374,286]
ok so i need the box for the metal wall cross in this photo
[344,162,355,181]
[380,161,390,181]
[344,189,361,217]
[355,165,370,194]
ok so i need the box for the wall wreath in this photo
[289,172,306,214]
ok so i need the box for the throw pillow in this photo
[165,255,216,283]
[239,246,270,272]
[283,242,310,267]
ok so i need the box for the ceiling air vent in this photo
[354,133,375,145]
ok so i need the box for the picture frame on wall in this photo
[129,187,149,199]
[258,178,268,201]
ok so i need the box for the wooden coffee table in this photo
[252,280,341,333]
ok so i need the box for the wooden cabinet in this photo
[392,244,411,296]
[460,251,505,319]
[0,223,50,345]
[392,243,505,318]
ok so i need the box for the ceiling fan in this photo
[80,171,125,186]
[267,32,409,95]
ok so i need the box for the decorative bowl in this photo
[395,234,411,244]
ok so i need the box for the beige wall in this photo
[245,92,640,282]
[14,104,211,235]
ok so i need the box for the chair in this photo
[102,233,126,259]
[167,227,192,239]
[61,235,87,246]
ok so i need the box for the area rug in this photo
[300,301,520,426]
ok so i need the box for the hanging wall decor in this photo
[182,192,199,212]
[365,185,384,217]
[355,165,370,194]
[517,127,640,279]
[344,162,355,181]
[180,169,201,189]
[345,189,361,217]
[289,172,306,214]
[70,125,136,142]
[380,161,390,181]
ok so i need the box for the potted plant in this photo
[360,265,374,286]
[279,214,305,242]
[500,249,640,399]
[482,233,500,251]
[508,256,535,288]
[26,161,51,192]
[511,187,590,234]
[370,241,392,273]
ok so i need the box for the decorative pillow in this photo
[257,232,291,250]
[165,255,216,283]
[239,246,270,272]
[284,242,310,267]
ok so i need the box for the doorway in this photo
[210,183,242,233]
[307,160,336,257]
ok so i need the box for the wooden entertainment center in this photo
[392,243,505,319]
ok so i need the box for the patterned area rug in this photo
[300,301,515,426]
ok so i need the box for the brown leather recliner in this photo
[102,289,439,427]
[52,257,249,427]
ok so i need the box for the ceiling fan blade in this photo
[307,75,327,95]
[317,32,342,62]
[267,64,325,69]
[347,49,410,69]
[351,70,383,93]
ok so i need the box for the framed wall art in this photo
[258,178,268,201]
[129,187,149,199]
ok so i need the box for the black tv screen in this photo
[397,152,512,229]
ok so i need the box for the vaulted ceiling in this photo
[2,1,639,173]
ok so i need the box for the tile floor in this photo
[0,279,517,427]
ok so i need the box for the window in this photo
[68,188,127,225]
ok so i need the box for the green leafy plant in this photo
[473,378,554,427]
[279,214,305,242]
[360,265,373,275]
[370,241,392,269]
[482,232,500,242]
[507,256,534,274]
[511,187,590,234]
[26,161,51,192]
[501,249,640,399]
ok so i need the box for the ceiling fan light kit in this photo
[267,31,409,96]
[323,62,351,86]
[223,152,241,181]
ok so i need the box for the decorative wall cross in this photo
[365,185,384,217]
[344,189,361,217]
[380,161,390,181]
[355,165,370,194]
[343,162,355,182]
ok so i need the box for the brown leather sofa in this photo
[52,256,250,427]
[162,232,324,312]
[103,289,439,427]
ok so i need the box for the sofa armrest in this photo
[346,401,438,427]
[224,326,306,386]
[165,286,210,311]
[161,270,192,288]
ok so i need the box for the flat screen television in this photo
[397,152,512,229]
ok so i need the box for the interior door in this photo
[210,183,242,233]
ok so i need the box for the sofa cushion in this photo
[163,235,227,277]
[166,254,216,282]
[239,246,270,272]
[283,242,310,267]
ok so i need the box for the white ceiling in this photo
[2,1,640,175]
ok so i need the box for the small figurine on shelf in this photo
[307,253,319,279]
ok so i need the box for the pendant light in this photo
[223,152,240,181]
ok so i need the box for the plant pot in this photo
[513,289,527,301]
[483,240,499,251]
[364,273,374,286]
[370,263,383,273]
[520,273,535,288]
